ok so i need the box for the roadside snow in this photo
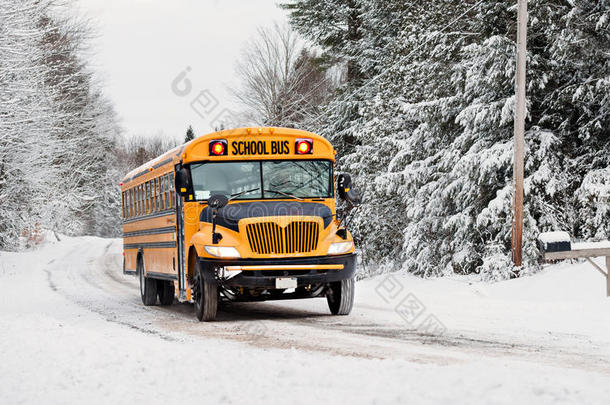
[1,236,609,404]
[538,231,571,244]
[572,241,610,250]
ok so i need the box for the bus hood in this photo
[199,201,333,232]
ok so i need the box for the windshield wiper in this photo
[229,187,260,201]
[264,189,304,201]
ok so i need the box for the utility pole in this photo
[512,0,528,267]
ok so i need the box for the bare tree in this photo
[118,133,180,171]
[231,23,333,127]
[0,0,124,248]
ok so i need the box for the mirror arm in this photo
[211,209,223,244]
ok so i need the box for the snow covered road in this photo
[2,236,610,404]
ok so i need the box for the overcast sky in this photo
[74,0,287,140]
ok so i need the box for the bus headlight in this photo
[204,246,241,258]
[328,241,354,255]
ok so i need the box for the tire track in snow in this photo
[43,237,610,373]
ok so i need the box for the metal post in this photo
[606,256,610,297]
[512,0,528,267]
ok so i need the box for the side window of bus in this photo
[160,176,166,210]
[136,185,140,217]
[155,178,160,212]
[143,182,148,214]
[139,185,143,217]
[149,181,153,213]
[169,173,175,209]
[149,179,154,213]
[141,184,145,216]
[128,189,133,218]
[134,186,138,217]
[163,175,170,210]
[161,175,169,211]
[148,180,152,213]
[150,180,154,213]
[140,183,145,216]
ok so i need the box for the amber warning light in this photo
[295,138,313,155]
[209,139,228,156]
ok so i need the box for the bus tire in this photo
[158,280,174,306]
[193,263,218,321]
[138,258,157,306]
[326,277,354,315]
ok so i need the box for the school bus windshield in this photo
[190,160,332,200]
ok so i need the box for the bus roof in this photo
[122,127,335,185]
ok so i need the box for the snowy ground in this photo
[1,236,610,404]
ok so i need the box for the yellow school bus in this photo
[121,127,361,321]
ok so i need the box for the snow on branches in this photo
[0,0,122,249]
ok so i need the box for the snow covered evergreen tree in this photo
[282,0,610,278]
[185,125,195,142]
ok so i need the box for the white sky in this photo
[73,0,287,140]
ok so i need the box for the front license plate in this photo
[275,277,297,289]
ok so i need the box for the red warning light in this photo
[209,139,227,156]
[295,139,313,154]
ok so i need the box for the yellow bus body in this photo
[121,127,356,311]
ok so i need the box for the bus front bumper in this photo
[199,254,356,288]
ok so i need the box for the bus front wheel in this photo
[326,278,355,315]
[193,263,218,321]
[138,259,157,306]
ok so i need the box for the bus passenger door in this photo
[176,193,187,301]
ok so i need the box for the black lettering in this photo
[232,141,238,155]
[244,141,251,155]
[271,141,278,154]
[282,140,289,154]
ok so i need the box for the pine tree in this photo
[282,0,610,279]
[185,125,195,142]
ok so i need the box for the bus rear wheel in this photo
[158,280,174,305]
[138,259,157,306]
[326,278,355,315]
[193,264,218,321]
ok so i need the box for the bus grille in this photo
[245,221,320,254]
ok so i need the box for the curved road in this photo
[2,236,610,404]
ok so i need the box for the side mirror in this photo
[346,188,362,205]
[337,173,352,200]
[208,194,228,210]
[337,173,362,205]
[175,167,190,196]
